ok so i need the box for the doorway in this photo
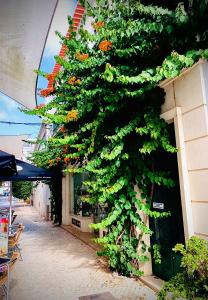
[150,123,185,281]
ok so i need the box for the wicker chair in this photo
[0,252,20,298]
[8,225,24,249]
[8,225,24,261]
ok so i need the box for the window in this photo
[73,173,92,216]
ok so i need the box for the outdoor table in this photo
[0,257,10,300]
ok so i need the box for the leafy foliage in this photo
[25,0,208,276]
[12,181,33,200]
[157,236,208,299]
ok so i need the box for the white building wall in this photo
[0,135,29,159]
[32,124,52,220]
[32,182,51,220]
[161,60,208,241]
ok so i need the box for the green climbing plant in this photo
[157,236,208,299]
[24,0,208,276]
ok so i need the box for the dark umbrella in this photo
[0,159,52,181]
[0,150,17,176]
[0,150,53,226]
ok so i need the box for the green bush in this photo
[157,236,208,299]
[12,181,33,201]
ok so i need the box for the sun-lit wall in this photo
[161,60,208,241]
[0,135,29,159]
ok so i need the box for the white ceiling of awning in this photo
[0,0,58,109]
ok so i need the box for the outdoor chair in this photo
[0,252,20,299]
[8,225,24,259]
[0,251,20,272]
[11,213,17,225]
[10,223,24,233]
[0,269,8,298]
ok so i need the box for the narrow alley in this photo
[9,205,156,300]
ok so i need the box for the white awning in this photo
[0,0,58,109]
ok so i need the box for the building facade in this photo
[32,124,52,220]
[160,59,208,242]
[0,135,29,159]
[34,0,208,282]
[61,59,208,280]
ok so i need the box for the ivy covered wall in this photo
[25,0,208,276]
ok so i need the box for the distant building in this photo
[32,124,52,220]
[0,135,29,159]
[22,140,35,162]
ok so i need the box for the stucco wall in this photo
[62,173,72,225]
[161,60,208,241]
[0,135,29,159]
[32,182,51,220]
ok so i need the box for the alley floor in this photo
[8,205,156,300]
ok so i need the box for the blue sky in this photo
[0,0,77,139]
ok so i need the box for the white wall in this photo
[32,123,52,220]
[32,182,51,220]
[161,60,208,241]
[0,135,29,159]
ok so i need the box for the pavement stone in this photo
[7,206,156,300]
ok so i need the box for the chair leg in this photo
[2,284,7,297]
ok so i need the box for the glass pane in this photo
[73,173,91,216]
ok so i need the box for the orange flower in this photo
[65,109,78,122]
[48,160,53,167]
[40,87,54,97]
[67,76,81,85]
[68,76,76,85]
[56,157,61,163]
[75,52,89,61]
[59,126,66,133]
[99,40,112,52]
[92,21,104,31]
[46,72,57,82]
[64,157,70,164]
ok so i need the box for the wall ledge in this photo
[159,59,206,88]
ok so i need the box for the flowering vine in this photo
[92,21,105,31]
[40,87,54,97]
[99,40,112,51]
[25,0,208,277]
[75,52,89,61]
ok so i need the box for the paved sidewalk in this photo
[9,206,156,300]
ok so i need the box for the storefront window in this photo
[73,173,92,216]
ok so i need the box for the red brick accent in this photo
[74,13,83,18]
[47,2,85,88]
[72,17,81,23]
[77,4,84,10]
[76,9,84,14]
[73,21,80,26]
